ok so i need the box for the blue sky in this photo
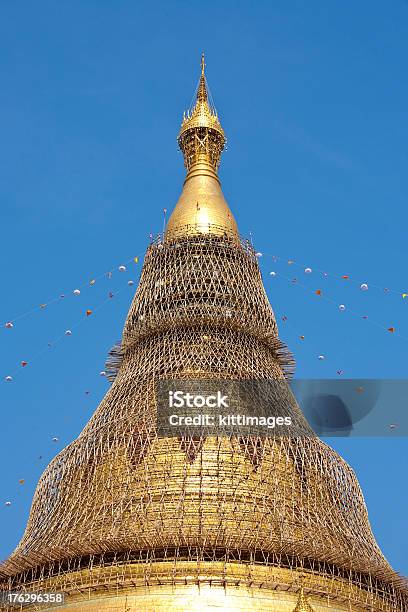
[0,1,407,574]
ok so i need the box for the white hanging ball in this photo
[305,267,312,274]
[73,289,81,296]
[318,355,325,360]
[339,304,346,311]
[65,330,72,336]
[100,371,106,377]
[5,322,13,329]
[360,283,369,291]
[52,437,59,442]
[127,280,134,286]
[5,501,11,506]
[118,265,126,272]
[256,252,262,257]
[5,375,13,382]
[269,271,277,277]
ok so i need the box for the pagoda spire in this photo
[165,55,238,241]
[177,54,225,176]
[292,588,315,612]
[196,52,208,102]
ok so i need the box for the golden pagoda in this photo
[1,56,407,611]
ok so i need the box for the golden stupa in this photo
[0,56,407,611]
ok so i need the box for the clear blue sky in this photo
[0,1,407,575]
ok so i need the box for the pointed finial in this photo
[292,587,315,612]
[197,53,208,103]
